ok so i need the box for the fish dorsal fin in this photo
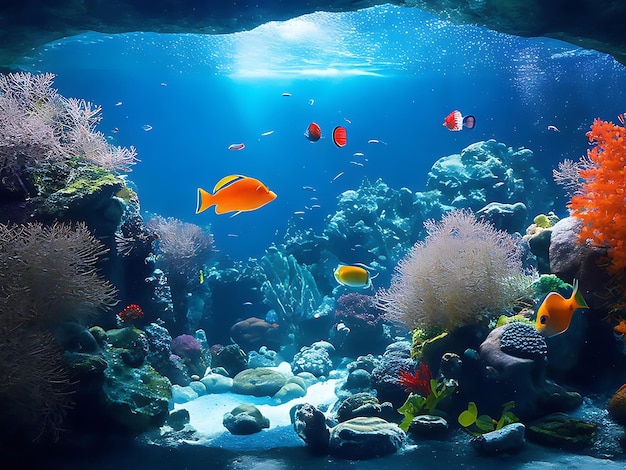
[213,175,245,193]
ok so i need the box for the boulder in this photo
[223,404,270,435]
[328,417,405,459]
[231,368,287,397]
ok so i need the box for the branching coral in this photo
[0,221,117,442]
[376,209,530,333]
[568,118,626,275]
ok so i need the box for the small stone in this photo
[408,415,449,439]
[471,423,526,454]
[167,408,190,431]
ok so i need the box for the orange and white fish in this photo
[443,110,476,131]
[334,263,375,289]
[196,175,276,216]
[535,279,589,337]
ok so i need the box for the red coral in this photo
[117,304,144,322]
[569,118,626,275]
[397,362,432,395]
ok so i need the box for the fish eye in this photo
[540,316,547,325]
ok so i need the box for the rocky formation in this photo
[2,2,626,71]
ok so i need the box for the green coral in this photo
[532,274,570,296]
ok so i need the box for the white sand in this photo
[172,376,343,450]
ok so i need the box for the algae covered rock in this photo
[101,349,172,433]
[526,413,596,450]
[231,367,287,397]
[328,416,405,459]
[223,403,270,435]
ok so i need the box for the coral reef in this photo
[376,209,531,333]
[569,119,626,277]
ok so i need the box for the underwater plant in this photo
[0,221,117,443]
[397,363,457,432]
[376,209,530,333]
[567,118,626,277]
[457,400,518,436]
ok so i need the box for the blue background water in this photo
[16,5,626,261]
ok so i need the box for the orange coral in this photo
[569,119,626,275]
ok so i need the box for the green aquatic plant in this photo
[397,373,457,432]
[533,274,571,296]
[533,213,558,229]
[458,400,518,436]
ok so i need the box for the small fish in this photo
[618,113,626,126]
[142,124,153,131]
[547,125,560,132]
[350,161,364,166]
[261,130,274,136]
[309,99,315,106]
[333,126,347,148]
[282,92,292,97]
[443,110,476,131]
[227,233,239,237]
[302,186,316,191]
[368,139,383,144]
[353,152,365,157]
[111,127,119,133]
[344,118,352,124]
[334,264,374,289]
[310,204,321,209]
[305,122,322,142]
[196,174,276,216]
[228,143,245,151]
[293,211,305,215]
[199,269,205,284]
[115,101,123,106]
[535,279,589,337]
[243,301,253,306]
[160,82,168,87]
[614,320,626,338]
[331,171,344,182]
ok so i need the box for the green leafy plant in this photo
[457,400,518,436]
[397,377,457,432]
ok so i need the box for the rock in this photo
[171,384,198,404]
[231,367,287,397]
[291,342,334,377]
[212,343,248,377]
[167,409,190,431]
[247,345,280,368]
[100,350,172,433]
[188,380,207,396]
[274,382,307,404]
[608,384,626,424]
[408,415,449,439]
[200,373,233,394]
[476,201,527,233]
[230,317,283,352]
[292,403,330,454]
[335,393,400,423]
[526,413,597,450]
[328,417,405,459]
[223,404,269,435]
[470,423,526,454]
[344,369,372,391]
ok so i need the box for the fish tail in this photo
[196,187,213,214]
[571,278,589,309]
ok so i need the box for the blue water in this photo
[16,5,626,261]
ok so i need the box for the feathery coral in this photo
[569,119,626,275]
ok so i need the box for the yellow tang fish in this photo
[196,174,276,216]
[535,279,589,337]
[334,264,374,289]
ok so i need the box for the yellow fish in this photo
[535,279,588,337]
[196,175,276,216]
[334,264,373,289]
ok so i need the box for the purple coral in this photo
[170,334,202,360]
[335,293,385,331]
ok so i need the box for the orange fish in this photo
[332,126,347,147]
[196,175,276,216]
[614,320,626,337]
[535,279,588,337]
[443,110,476,131]
[304,122,321,142]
